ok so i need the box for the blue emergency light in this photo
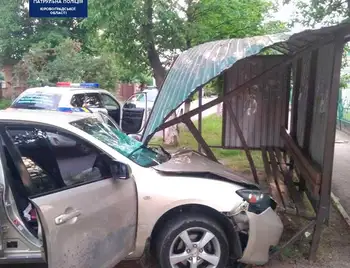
[57,107,93,113]
[80,83,100,88]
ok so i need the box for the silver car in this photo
[0,110,283,268]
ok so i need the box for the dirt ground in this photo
[262,205,350,268]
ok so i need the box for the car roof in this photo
[21,87,110,94]
[143,88,158,92]
[0,109,93,126]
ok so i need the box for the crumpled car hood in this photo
[153,150,259,188]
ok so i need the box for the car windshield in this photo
[11,92,62,110]
[136,90,158,102]
[71,117,169,167]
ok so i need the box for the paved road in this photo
[332,130,350,215]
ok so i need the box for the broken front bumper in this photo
[234,207,283,265]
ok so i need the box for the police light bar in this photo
[57,107,93,113]
[56,82,99,88]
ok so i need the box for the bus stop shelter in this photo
[142,23,350,260]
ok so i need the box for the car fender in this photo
[130,170,246,258]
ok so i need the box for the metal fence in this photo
[337,89,350,127]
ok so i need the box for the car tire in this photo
[155,213,229,268]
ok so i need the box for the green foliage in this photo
[0,0,32,65]
[262,20,289,34]
[340,74,350,89]
[0,0,87,66]
[14,37,153,89]
[286,0,350,27]
[0,99,12,110]
[286,0,350,90]
[86,0,288,87]
[15,39,115,90]
[189,0,287,45]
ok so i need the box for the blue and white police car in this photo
[9,82,147,137]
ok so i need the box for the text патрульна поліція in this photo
[33,0,83,4]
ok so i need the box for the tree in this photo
[87,0,287,145]
[0,1,87,66]
[15,38,153,90]
[0,0,33,66]
[284,0,350,27]
[284,0,349,90]
[87,0,286,88]
[15,39,111,89]
[0,0,88,92]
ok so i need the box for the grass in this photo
[0,99,11,109]
[150,114,264,174]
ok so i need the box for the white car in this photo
[10,82,148,135]
[0,110,283,268]
[130,87,185,116]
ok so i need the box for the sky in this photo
[273,2,307,32]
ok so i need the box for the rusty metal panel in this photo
[296,52,312,147]
[308,43,336,167]
[142,23,350,143]
[223,55,289,148]
[142,34,291,142]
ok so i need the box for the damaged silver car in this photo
[0,109,283,268]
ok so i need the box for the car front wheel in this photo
[156,213,229,268]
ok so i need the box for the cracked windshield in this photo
[0,0,349,268]
[71,117,169,167]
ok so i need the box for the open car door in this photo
[1,127,137,268]
[98,112,142,141]
[121,92,148,134]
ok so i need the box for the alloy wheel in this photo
[169,227,221,268]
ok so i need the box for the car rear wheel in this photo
[156,213,229,268]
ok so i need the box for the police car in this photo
[10,82,148,136]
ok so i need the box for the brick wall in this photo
[1,64,28,100]
[115,83,141,101]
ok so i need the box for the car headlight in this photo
[236,189,277,214]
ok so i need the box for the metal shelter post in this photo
[308,37,345,261]
[198,87,203,153]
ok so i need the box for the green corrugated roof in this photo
[141,33,291,143]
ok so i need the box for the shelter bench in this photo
[261,129,322,220]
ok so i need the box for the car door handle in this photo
[55,210,81,225]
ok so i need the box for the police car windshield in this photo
[11,92,62,110]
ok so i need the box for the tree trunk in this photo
[143,0,179,146]
[2,64,13,99]
[143,0,166,88]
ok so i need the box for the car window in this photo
[101,94,119,108]
[11,92,62,110]
[136,90,158,102]
[97,112,122,131]
[6,127,112,197]
[70,93,102,108]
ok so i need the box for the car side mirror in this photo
[110,161,131,180]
